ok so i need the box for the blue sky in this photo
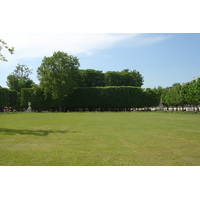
[1,33,199,89]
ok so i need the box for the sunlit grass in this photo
[0,112,200,166]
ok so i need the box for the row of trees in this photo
[36,52,144,111]
[1,50,199,112]
[162,79,200,111]
[4,56,144,94]
[4,51,144,111]
[2,79,199,112]
[78,68,144,87]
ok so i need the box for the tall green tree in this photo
[162,84,182,110]
[6,64,34,92]
[170,83,182,110]
[37,51,80,111]
[180,84,188,108]
[186,79,200,110]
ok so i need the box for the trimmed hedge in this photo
[0,88,9,107]
[0,88,18,108]
[8,86,160,111]
[65,86,154,111]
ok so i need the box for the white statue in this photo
[27,102,32,112]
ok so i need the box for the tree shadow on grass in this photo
[0,128,70,136]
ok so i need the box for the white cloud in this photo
[0,33,136,60]
[0,33,170,61]
[134,34,171,46]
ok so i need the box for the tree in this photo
[180,84,188,108]
[79,69,105,87]
[162,84,182,110]
[104,69,144,87]
[185,79,200,110]
[6,64,34,92]
[83,69,103,87]
[170,83,182,110]
[105,71,122,86]
[37,51,80,111]
[162,87,173,108]
[0,39,14,62]
[121,69,144,87]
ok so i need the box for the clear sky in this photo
[1,33,200,89]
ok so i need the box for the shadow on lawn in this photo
[0,128,70,136]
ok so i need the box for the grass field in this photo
[0,112,200,166]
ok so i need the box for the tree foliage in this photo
[37,51,80,110]
[162,78,200,110]
[79,69,105,87]
[77,69,143,88]
[6,64,34,92]
[105,69,143,87]
[16,78,200,112]
[1,48,199,112]
[0,39,14,62]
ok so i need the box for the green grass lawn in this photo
[0,112,200,166]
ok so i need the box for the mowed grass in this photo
[0,112,200,166]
